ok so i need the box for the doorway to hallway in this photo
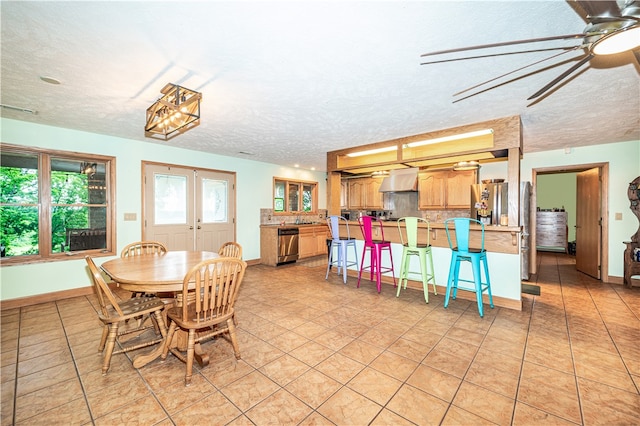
[531,162,609,281]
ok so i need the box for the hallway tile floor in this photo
[1,252,639,425]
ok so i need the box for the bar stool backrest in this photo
[327,216,351,241]
[358,215,385,243]
[444,217,485,253]
[398,217,430,248]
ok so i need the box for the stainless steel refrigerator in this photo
[520,182,532,280]
[470,182,508,226]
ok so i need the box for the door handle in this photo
[189,226,194,230]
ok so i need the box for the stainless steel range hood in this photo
[378,168,418,192]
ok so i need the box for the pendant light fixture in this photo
[145,83,202,140]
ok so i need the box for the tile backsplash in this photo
[260,208,327,225]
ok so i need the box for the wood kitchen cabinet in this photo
[340,181,348,209]
[418,170,476,209]
[298,225,329,259]
[347,177,384,210]
[260,226,279,266]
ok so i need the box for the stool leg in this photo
[325,242,334,280]
[357,246,367,288]
[418,250,429,303]
[452,258,462,300]
[341,243,348,284]
[444,254,456,308]
[375,245,382,293]
[369,246,375,282]
[351,242,359,276]
[482,254,494,309]
[427,248,437,296]
[387,247,396,287]
[471,257,484,317]
[396,248,409,297]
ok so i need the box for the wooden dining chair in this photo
[161,257,247,386]
[121,241,168,298]
[218,241,243,325]
[120,240,168,258]
[218,241,243,259]
[85,256,168,375]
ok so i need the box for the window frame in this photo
[0,143,116,265]
[273,177,318,215]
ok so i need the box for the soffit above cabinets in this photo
[328,116,521,174]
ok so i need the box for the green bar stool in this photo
[396,217,437,303]
[444,217,494,317]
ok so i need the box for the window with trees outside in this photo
[273,178,317,214]
[0,144,116,264]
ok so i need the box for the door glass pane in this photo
[288,183,299,212]
[202,178,227,222]
[0,151,39,257]
[155,174,187,224]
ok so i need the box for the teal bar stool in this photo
[326,215,359,283]
[444,217,494,317]
[357,215,396,293]
[396,217,437,303]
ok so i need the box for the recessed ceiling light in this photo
[40,76,61,85]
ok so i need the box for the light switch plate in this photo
[124,213,137,221]
[615,212,622,220]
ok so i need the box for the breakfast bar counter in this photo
[337,220,524,311]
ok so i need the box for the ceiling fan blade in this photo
[573,0,622,19]
[527,53,595,100]
[453,47,583,96]
[420,34,586,57]
[420,46,582,65]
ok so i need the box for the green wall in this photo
[521,141,640,280]
[537,173,577,241]
[0,118,327,301]
[1,117,639,302]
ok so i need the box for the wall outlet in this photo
[124,212,137,221]
[615,212,622,220]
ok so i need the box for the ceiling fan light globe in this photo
[592,25,640,55]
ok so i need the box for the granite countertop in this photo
[260,222,327,228]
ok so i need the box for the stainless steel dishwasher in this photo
[277,228,299,265]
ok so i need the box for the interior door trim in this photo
[530,162,609,282]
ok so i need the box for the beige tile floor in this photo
[1,252,639,425]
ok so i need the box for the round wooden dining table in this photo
[100,250,219,293]
[100,250,220,368]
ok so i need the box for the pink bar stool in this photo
[357,215,396,293]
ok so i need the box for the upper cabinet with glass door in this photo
[273,178,318,214]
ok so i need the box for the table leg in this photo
[194,343,210,367]
[174,329,210,367]
[133,345,164,368]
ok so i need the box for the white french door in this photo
[143,163,235,251]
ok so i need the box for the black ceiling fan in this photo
[420,0,640,102]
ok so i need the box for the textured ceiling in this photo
[1,1,639,172]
